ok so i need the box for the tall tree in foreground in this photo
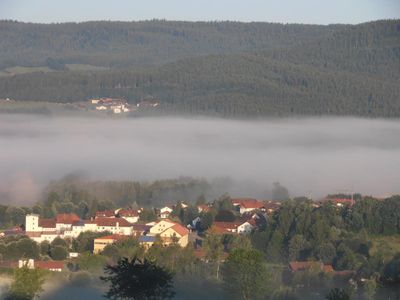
[6,265,45,300]
[222,248,271,300]
[100,257,175,300]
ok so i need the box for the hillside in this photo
[0,20,341,69]
[0,20,399,117]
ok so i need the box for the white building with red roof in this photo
[148,219,189,247]
[25,212,134,243]
[232,198,266,214]
[116,208,139,223]
[159,206,173,219]
[84,217,133,235]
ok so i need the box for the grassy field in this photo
[3,66,53,75]
[66,64,108,71]
[0,100,125,118]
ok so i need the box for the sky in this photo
[0,0,399,24]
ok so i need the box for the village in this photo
[0,196,357,274]
[0,97,160,116]
[89,98,159,114]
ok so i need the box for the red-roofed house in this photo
[232,198,265,214]
[159,206,173,219]
[211,221,241,234]
[96,210,115,218]
[18,259,64,272]
[211,220,255,235]
[237,220,256,234]
[56,213,81,230]
[149,219,189,247]
[158,223,189,247]
[117,209,139,223]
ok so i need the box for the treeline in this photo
[254,197,400,265]
[0,20,341,69]
[0,20,398,117]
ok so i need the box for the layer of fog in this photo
[1,115,400,205]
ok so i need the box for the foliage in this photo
[50,245,69,261]
[203,233,224,279]
[325,288,351,300]
[101,257,175,300]
[0,237,40,261]
[222,248,271,300]
[0,20,339,69]
[139,208,158,222]
[77,252,107,272]
[381,253,400,285]
[6,265,45,300]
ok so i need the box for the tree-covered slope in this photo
[0,20,399,117]
[0,20,342,69]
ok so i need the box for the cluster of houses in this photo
[23,198,279,255]
[0,195,363,273]
[25,208,189,252]
[90,98,160,114]
[91,98,131,114]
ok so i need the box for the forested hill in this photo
[0,20,342,69]
[0,20,399,118]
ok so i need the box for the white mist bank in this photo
[1,115,399,204]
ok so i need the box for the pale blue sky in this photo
[0,0,399,24]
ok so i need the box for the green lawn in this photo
[5,66,53,75]
[66,64,108,71]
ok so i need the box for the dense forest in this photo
[0,20,343,69]
[0,19,399,117]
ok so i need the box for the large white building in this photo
[25,213,133,243]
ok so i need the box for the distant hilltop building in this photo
[136,100,159,108]
[90,98,131,114]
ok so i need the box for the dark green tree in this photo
[50,245,68,261]
[326,288,351,300]
[100,257,175,300]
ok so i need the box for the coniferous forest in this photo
[0,19,399,117]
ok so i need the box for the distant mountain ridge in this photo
[0,19,399,117]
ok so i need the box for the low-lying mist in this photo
[1,115,399,204]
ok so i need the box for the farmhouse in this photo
[159,206,173,219]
